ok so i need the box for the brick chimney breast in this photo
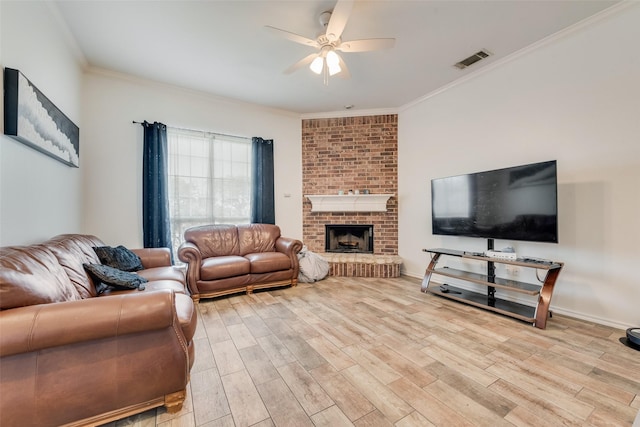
[302,115,398,257]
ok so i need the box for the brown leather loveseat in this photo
[0,234,196,427]
[178,224,303,301]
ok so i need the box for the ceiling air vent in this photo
[454,50,491,69]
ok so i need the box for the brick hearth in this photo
[302,115,400,277]
[320,253,402,278]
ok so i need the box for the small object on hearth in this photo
[362,189,370,194]
[348,190,353,195]
[338,190,344,195]
[354,189,360,195]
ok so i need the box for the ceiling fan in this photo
[266,0,395,85]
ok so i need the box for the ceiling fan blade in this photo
[325,0,354,42]
[265,25,319,48]
[336,55,351,79]
[284,53,319,74]
[337,38,396,53]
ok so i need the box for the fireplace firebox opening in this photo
[325,224,373,254]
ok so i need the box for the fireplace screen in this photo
[325,224,373,253]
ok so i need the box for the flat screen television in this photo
[431,160,558,243]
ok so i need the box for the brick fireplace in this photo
[302,115,401,277]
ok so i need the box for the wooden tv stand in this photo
[421,248,563,329]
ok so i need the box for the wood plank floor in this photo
[102,276,640,427]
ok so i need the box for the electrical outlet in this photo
[505,265,519,276]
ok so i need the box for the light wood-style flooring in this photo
[103,276,640,427]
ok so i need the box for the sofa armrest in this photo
[275,237,303,257]
[0,289,193,426]
[275,237,303,278]
[0,290,177,357]
[177,242,203,297]
[131,247,172,268]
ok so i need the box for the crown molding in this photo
[399,1,636,112]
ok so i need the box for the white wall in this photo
[82,70,302,248]
[398,4,640,329]
[0,1,84,245]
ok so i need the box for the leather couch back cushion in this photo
[43,234,105,298]
[185,224,240,257]
[237,224,280,255]
[0,246,82,310]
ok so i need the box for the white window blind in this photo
[167,127,251,254]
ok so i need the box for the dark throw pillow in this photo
[83,263,147,293]
[93,245,144,272]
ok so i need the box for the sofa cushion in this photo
[245,252,291,274]
[200,256,250,280]
[96,280,186,298]
[83,264,148,292]
[0,246,82,309]
[136,266,185,283]
[93,245,144,272]
[135,279,187,294]
[185,224,240,258]
[44,234,106,298]
[237,224,280,256]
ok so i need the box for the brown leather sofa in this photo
[0,234,196,427]
[178,224,303,301]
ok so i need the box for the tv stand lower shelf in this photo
[421,248,563,329]
[425,284,537,323]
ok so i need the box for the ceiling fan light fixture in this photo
[310,56,324,74]
[328,63,342,76]
[326,50,340,67]
[326,50,341,76]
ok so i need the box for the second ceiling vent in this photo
[454,50,491,69]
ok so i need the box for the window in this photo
[167,127,251,254]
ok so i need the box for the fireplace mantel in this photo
[305,194,393,212]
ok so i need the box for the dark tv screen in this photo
[431,160,558,243]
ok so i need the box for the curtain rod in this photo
[132,121,249,140]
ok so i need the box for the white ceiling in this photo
[53,0,618,115]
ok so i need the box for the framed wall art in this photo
[4,68,79,167]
